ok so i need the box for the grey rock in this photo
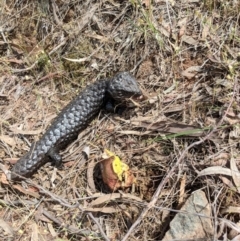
[163,189,213,241]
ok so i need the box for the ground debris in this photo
[0,0,240,240]
[162,190,213,241]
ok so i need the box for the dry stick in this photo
[12,61,38,73]
[212,186,224,240]
[121,79,238,241]
[25,179,78,208]
[25,180,110,241]
[42,209,94,237]
[51,0,62,26]
[17,197,44,231]
[165,0,172,27]
[36,71,62,83]
[86,212,110,241]
[12,4,99,72]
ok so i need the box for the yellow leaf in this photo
[104,149,129,181]
[101,149,136,191]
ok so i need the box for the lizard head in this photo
[107,72,142,101]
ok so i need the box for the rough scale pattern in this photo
[11,72,142,180]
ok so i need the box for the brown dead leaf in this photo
[4,158,19,165]
[181,35,198,45]
[100,150,135,191]
[9,127,42,135]
[85,33,109,42]
[0,219,14,236]
[134,119,206,137]
[117,130,151,136]
[122,170,135,188]
[179,173,186,205]
[89,193,142,207]
[155,0,175,5]
[181,0,200,2]
[47,223,58,237]
[1,172,9,184]
[181,66,202,79]
[201,152,229,166]
[221,206,240,215]
[101,156,120,190]
[202,17,212,40]
[224,115,240,125]
[13,184,40,198]
[207,53,222,63]
[35,206,52,223]
[6,58,24,64]
[87,159,96,192]
[50,168,57,186]
[63,56,90,63]
[229,126,240,140]
[178,17,188,38]
[230,157,240,193]
[63,161,75,167]
[231,234,240,241]
[11,39,25,55]
[219,176,237,191]
[209,157,228,166]
[198,166,232,177]
[0,135,16,147]
[0,163,11,183]
[228,222,240,240]
[31,222,39,241]
[85,205,126,213]
[157,25,171,38]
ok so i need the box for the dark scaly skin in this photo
[11,72,142,180]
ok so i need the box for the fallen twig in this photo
[121,78,238,241]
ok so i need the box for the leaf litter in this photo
[0,0,240,240]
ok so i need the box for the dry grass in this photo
[0,0,240,240]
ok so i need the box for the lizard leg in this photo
[104,99,126,114]
[47,148,62,168]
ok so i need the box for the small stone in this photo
[163,189,213,241]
